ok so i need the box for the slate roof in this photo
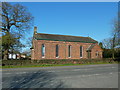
[87,44,96,51]
[33,33,98,43]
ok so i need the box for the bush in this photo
[2,58,117,67]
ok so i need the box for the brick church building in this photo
[31,27,103,60]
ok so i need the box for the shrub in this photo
[2,58,117,66]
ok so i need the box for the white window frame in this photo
[56,56,59,58]
[96,51,99,57]
[41,44,45,58]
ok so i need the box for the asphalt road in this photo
[2,64,118,88]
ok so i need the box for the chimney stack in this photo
[34,26,37,34]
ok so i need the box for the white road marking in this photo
[47,71,56,72]
[73,69,91,71]
[75,74,101,78]
[50,83,54,85]
[81,75,86,77]
[94,74,100,75]
[109,73,113,74]
[73,69,82,71]
[111,67,116,68]
[16,72,27,74]
[4,72,27,75]
[64,76,71,79]
[22,72,27,74]
[32,79,35,81]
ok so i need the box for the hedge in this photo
[1,58,118,66]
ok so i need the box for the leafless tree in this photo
[1,2,34,60]
[110,17,120,59]
[102,16,120,59]
[102,38,112,49]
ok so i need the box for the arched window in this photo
[56,45,59,57]
[80,46,83,58]
[41,44,45,57]
[96,51,99,57]
[68,45,71,57]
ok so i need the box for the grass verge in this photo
[2,62,118,68]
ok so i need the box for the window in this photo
[80,46,83,58]
[41,44,45,57]
[68,45,71,57]
[56,45,59,57]
[96,51,99,57]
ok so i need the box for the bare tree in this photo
[102,38,112,49]
[1,2,34,60]
[26,37,33,48]
[111,17,119,59]
[102,15,120,59]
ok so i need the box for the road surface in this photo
[2,64,118,88]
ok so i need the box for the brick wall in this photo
[31,40,103,60]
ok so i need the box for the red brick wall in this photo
[91,44,103,59]
[31,40,103,60]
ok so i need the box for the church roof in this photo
[33,33,98,43]
[87,44,96,51]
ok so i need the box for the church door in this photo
[87,51,91,59]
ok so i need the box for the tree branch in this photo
[1,27,9,31]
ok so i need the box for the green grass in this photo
[2,62,118,68]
